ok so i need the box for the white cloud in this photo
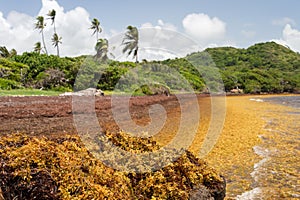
[117,20,199,61]
[182,13,226,44]
[0,11,38,53]
[108,26,201,62]
[0,0,96,57]
[141,19,177,31]
[272,17,296,26]
[273,24,300,52]
[0,2,230,60]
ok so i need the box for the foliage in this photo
[0,78,22,90]
[133,83,170,96]
[95,38,109,62]
[90,18,102,41]
[189,42,300,93]
[11,52,82,89]
[0,41,299,94]
[0,46,17,58]
[122,25,139,63]
[35,16,48,55]
[51,33,62,57]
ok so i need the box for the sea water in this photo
[237,96,300,199]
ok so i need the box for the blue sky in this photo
[0,0,300,58]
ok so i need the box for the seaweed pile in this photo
[0,132,226,199]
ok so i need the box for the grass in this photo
[0,89,63,96]
[0,89,203,97]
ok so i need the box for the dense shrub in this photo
[0,41,299,94]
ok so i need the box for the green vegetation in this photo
[35,16,48,55]
[122,25,139,63]
[0,42,299,95]
[1,7,299,95]
[0,89,62,96]
[198,42,300,93]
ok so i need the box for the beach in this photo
[0,94,299,199]
[196,95,300,199]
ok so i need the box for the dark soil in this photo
[0,95,189,137]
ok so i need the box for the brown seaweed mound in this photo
[0,133,225,199]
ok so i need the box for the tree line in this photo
[0,9,299,94]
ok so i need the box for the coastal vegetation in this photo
[0,9,299,94]
[0,41,299,94]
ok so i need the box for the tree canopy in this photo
[0,42,299,94]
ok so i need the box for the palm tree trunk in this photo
[135,47,138,63]
[41,31,48,55]
[56,44,60,57]
[53,22,57,34]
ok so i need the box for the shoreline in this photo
[201,94,299,199]
[0,94,298,199]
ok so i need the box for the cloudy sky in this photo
[0,0,300,59]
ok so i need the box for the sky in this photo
[0,0,300,60]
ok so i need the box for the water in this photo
[238,96,300,199]
[264,96,300,109]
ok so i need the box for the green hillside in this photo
[188,42,300,93]
[0,42,299,94]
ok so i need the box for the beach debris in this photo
[59,88,104,96]
[0,132,226,199]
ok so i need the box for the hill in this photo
[187,42,300,93]
[0,42,299,94]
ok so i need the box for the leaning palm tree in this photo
[0,46,17,58]
[90,18,102,42]
[0,46,10,58]
[35,16,48,55]
[122,25,139,63]
[9,49,17,57]
[52,33,62,57]
[47,9,57,34]
[34,42,42,54]
[95,38,109,61]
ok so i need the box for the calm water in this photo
[237,96,300,199]
[264,96,300,109]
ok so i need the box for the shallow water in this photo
[238,96,300,199]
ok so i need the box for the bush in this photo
[0,78,22,89]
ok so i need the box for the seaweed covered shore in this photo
[0,132,226,200]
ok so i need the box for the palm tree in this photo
[122,25,139,63]
[0,46,10,58]
[90,18,102,41]
[35,16,48,55]
[95,38,109,61]
[9,49,17,57]
[47,9,57,33]
[0,46,17,58]
[52,33,62,57]
[34,42,42,54]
